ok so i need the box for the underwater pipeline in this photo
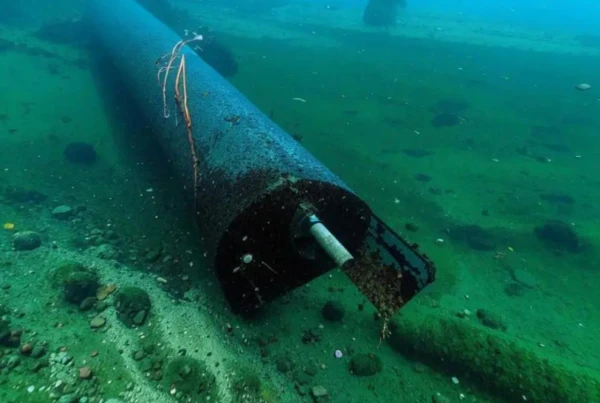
[88,0,435,315]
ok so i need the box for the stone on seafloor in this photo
[96,284,116,301]
[133,310,147,326]
[20,343,33,355]
[52,205,73,220]
[90,316,106,329]
[575,83,591,91]
[12,231,42,251]
[79,366,92,379]
[311,385,328,398]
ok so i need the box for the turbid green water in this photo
[1,1,599,402]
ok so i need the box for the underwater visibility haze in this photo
[0,0,599,402]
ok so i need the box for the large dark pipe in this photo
[89,0,434,314]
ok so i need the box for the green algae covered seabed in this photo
[1,1,600,402]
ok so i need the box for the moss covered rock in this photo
[163,357,217,400]
[388,308,600,402]
[114,287,151,327]
[231,366,261,399]
[63,271,99,304]
[50,262,99,304]
[12,231,42,251]
[50,262,87,287]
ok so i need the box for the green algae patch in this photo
[388,307,600,402]
[163,356,218,401]
[114,286,151,327]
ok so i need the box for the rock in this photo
[7,355,21,369]
[405,222,419,232]
[504,282,528,297]
[276,357,293,373]
[31,360,49,372]
[575,83,591,91]
[114,287,151,327]
[321,300,345,322]
[432,393,451,403]
[20,343,33,355]
[349,353,382,376]
[133,310,147,326]
[295,384,308,396]
[511,269,538,288]
[301,327,322,344]
[12,231,42,251]
[133,350,146,361]
[64,271,99,304]
[79,297,97,311]
[58,393,78,403]
[96,244,119,260]
[79,366,92,379]
[413,362,427,373]
[90,316,106,329]
[476,309,507,331]
[31,344,47,358]
[52,205,73,220]
[96,284,116,301]
[311,385,328,398]
[145,249,162,262]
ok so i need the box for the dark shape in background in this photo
[534,220,580,253]
[64,142,97,164]
[363,0,407,27]
[136,0,238,77]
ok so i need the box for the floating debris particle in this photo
[575,83,591,91]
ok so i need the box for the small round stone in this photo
[79,366,92,379]
[90,316,106,329]
[575,83,591,91]
[52,205,73,220]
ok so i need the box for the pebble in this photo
[31,345,47,358]
[432,394,451,403]
[79,366,92,379]
[20,343,33,355]
[52,205,73,220]
[311,385,328,398]
[58,394,77,403]
[90,316,106,329]
[133,310,147,326]
[413,362,427,373]
[27,385,35,393]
